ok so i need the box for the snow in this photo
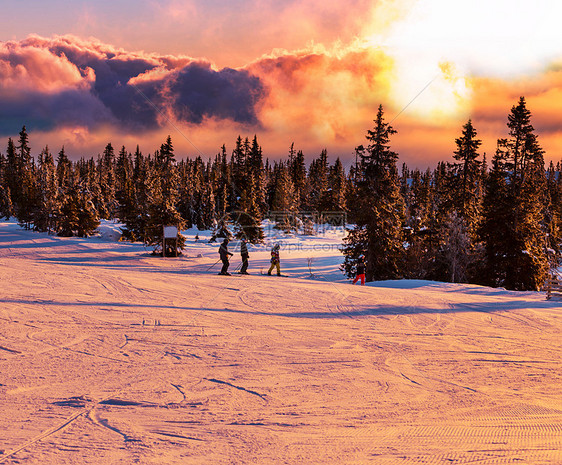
[1,219,561,464]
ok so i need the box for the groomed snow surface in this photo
[1,220,561,464]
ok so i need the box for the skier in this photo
[267,243,282,276]
[218,238,233,275]
[239,238,249,274]
[353,255,366,285]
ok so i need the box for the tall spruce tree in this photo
[287,144,308,211]
[308,149,329,212]
[432,120,483,282]
[451,119,483,233]
[0,151,13,219]
[4,138,18,215]
[479,146,512,287]
[342,105,405,281]
[96,143,116,219]
[233,136,264,243]
[56,146,71,191]
[144,136,185,255]
[15,126,37,229]
[479,97,549,290]
[271,162,298,232]
[325,157,347,212]
[33,146,59,233]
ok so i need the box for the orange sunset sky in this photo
[2,0,562,169]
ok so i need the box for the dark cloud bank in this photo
[0,36,266,135]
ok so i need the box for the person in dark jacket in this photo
[353,255,366,285]
[239,238,249,274]
[218,238,233,275]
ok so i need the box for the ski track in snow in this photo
[1,220,562,464]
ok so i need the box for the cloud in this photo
[249,44,394,149]
[3,29,562,168]
[166,64,265,125]
[0,35,267,135]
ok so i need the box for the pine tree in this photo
[403,168,433,279]
[234,173,265,243]
[96,143,116,219]
[4,138,18,215]
[115,145,137,234]
[249,135,267,215]
[0,152,14,219]
[58,173,100,238]
[435,211,472,283]
[56,146,72,191]
[429,120,484,282]
[325,157,347,212]
[33,146,59,233]
[479,146,513,287]
[450,119,483,234]
[121,147,151,242]
[271,162,298,232]
[144,136,185,255]
[224,135,265,243]
[308,149,329,212]
[479,97,549,290]
[287,144,308,211]
[545,161,562,267]
[342,105,405,281]
[15,126,37,229]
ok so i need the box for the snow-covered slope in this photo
[1,220,561,464]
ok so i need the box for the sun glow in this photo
[364,0,562,121]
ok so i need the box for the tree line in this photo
[343,97,561,291]
[0,96,560,290]
[0,131,349,247]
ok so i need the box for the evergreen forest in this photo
[1,97,560,291]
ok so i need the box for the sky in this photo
[2,0,562,168]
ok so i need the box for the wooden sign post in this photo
[163,225,179,257]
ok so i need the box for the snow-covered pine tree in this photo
[96,143,116,219]
[4,138,18,218]
[233,137,264,244]
[15,126,37,230]
[249,135,267,215]
[58,177,100,237]
[545,161,562,267]
[479,97,549,290]
[450,119,483,237]
[229,135,247,212]
[422,161,454,280]
[115,145,136,233]
[325,157,347,212]
[144,136,185,255]
[176,157,195,229]
[429,120,484,282]
[198,183,216,231]
[0,151,14,219]
[287,144,308,211]
[121,147,152,242]
[33,146,59,233]
[189,156,215,230]
[226,135,264,242]
[234,173,265,243]
[479,146,512,287]
[271,161,298,232]
[342,105,405,281]
[308,149,329,212]
[56,146,71,191]
[436,211,472,283]
[402,168,433,279]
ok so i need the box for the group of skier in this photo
[216,237,366,285]
[217,238,282,276]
